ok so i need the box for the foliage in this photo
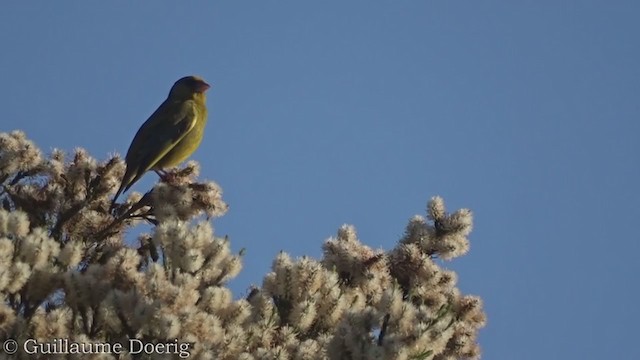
[0,131,485,359]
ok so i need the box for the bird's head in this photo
[169,76,211,100]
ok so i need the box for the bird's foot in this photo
[155,169,180,185]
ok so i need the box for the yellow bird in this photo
[111,75,210,209]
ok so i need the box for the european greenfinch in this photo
[111,75,210,209]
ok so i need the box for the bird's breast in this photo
[154,110,208,169]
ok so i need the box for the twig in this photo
[116,309,136,339]
[378,313,391,346]
[95,190,154,242]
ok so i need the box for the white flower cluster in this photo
[0,131,485,359]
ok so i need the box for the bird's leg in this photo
[156,169,179,185]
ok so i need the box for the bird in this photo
[110,75,211,210]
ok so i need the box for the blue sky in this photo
[2,1,639,359]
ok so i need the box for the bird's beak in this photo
[198,81,211,93]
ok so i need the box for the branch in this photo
[378,313,390,346]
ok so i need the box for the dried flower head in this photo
[0,132,484,359]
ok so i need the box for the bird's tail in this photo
[109,183,125,212]
[109,169,144,212]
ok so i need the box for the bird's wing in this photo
[126,100,198,175]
